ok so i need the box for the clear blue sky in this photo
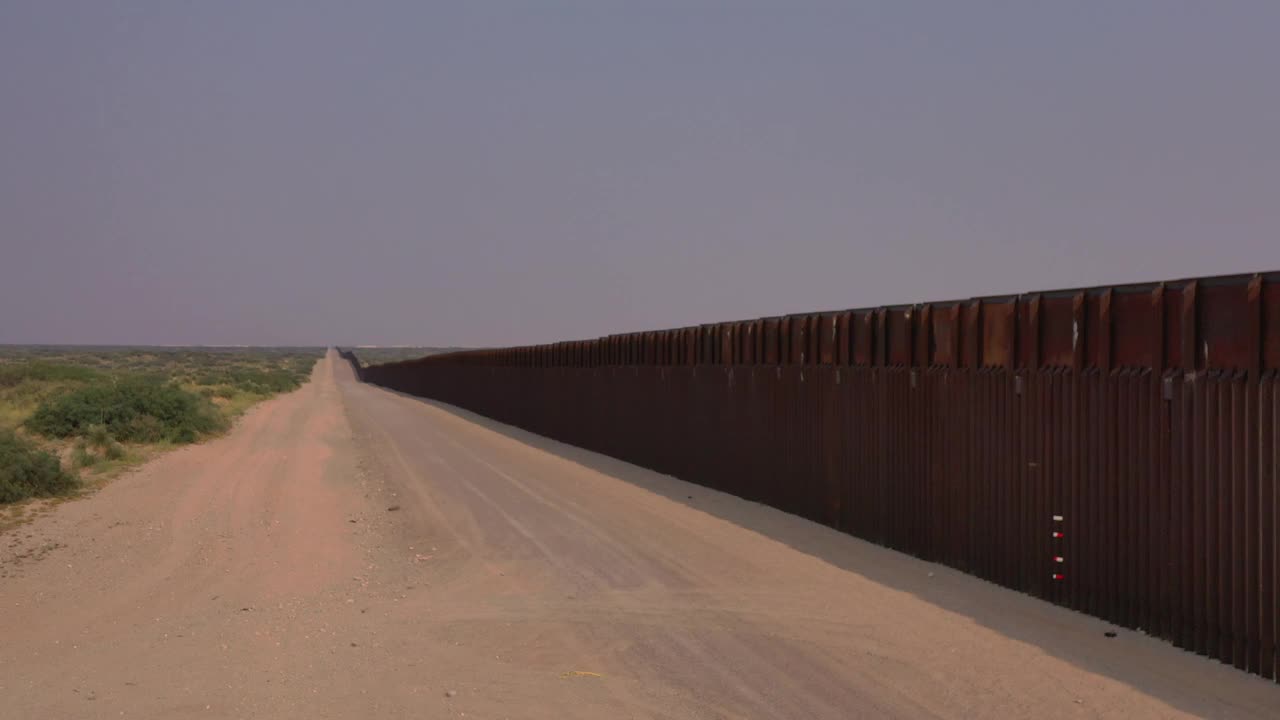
[2,2,1277,346]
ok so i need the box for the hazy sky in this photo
[2,2,1277,346]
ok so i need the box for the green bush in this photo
[228,368,306,394]
[188,367,306,395]
[0,361,102,388]
[25,377,226,444]
[0,429,77,503]
[86,424,113,450]
[72,443,97,469]
[121,414,166,443]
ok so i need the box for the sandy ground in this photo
[2,351,1279,719]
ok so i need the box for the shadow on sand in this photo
[372,384,1280,716]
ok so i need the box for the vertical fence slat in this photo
[344,271,1279,685]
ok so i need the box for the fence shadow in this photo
[370,386,1280,718]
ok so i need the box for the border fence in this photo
[349,270,1279,682]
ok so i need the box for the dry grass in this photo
[0,345,324,507]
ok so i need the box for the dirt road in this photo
[3,351,1278,719]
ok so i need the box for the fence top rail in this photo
[357,270,1278,374]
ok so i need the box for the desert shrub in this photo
[72,443,97,469]
[104,441,125,461]
[0,429,77,502]
[187,367,305,394]
[25,377,226,444]
[225,368,306,394]
[86,424,114,450]
[120,414,166,442]
[0,361,102,388]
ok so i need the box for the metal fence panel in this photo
[341,270,1279,683]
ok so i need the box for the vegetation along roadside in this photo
[0,346,322,511]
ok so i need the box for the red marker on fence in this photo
[1050,514,1066,581]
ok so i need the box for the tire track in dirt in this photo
[4,351,1280,718]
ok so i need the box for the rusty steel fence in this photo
[352,271,1280,682]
